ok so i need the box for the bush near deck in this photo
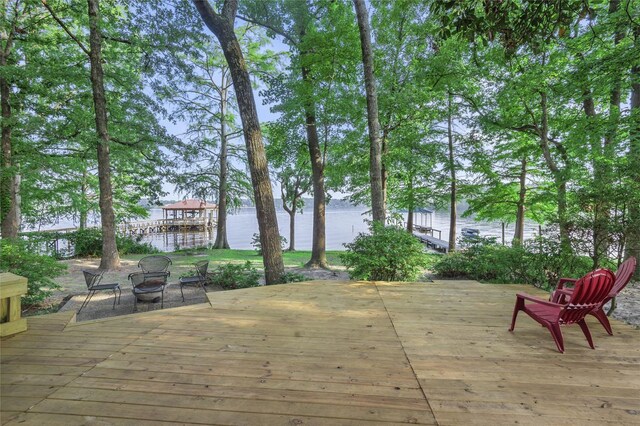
[341,223,430,281]
[0,239,65,306]
[432,236,603,289]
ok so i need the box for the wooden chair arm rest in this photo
[550,288,573,303]
[556,277,578,290]
[516,292,563,308]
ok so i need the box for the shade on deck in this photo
[1,280,638,425]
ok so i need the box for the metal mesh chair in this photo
[79,270,121,314]
[138,255,172,275]
[129,271,168,311]
[179,260,209,302]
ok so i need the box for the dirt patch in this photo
[47,257,351,322]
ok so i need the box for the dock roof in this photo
[161,199,216,210]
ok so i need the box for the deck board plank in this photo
[1,280,638,424]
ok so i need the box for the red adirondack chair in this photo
[551,257,636,335]
[509,268,615,353]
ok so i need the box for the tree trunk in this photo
[0,37,20,239]
[406,177,414,233]
[582,0,624,267]
[557,178,570,250]
[288,206,296,252]
[87,0,120,269]
[447,94,456,252]
[301,64,327,268]
[194,0,284,284]
[538,91,571,252]
[513,156,527,246]
[626,33,640,276]
[214,83,230,249]
[583,88,610,267]
[79,166,88,230]
[406,208,414,233]
[353,0,385,224]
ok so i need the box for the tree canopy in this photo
[1,0,638,276]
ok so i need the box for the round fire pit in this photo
[134,280,165,302]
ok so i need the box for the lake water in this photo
[140,207,540,252]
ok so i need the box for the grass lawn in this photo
[53,249,346,297]
[162,248,345,268]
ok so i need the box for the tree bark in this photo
[513,156,527,246]
[353,0,385,223]
[0,28,20,239]
[300,64,328,268]
[581,0,624,267]
[406,177,414,233]
[538,91,571,251]
[406,208,414,233]
[626,30,640,276]
[213,83,230,249]
[193,0,284,284]
[447,94,456,251]
[79,166,88,230]
[583,87,610,267]
[241,10,328,267]
[87,0,120,269]
[287,207,296,252]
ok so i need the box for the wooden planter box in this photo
[0,273,28,337]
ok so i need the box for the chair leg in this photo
[117,287,121,305]
[590,308,613,335]
[577,319,595,349]
[161,289,164,309]
[546,322,565,353]
[134,293,138,312]
[180,283,185,302]
[509,297,524,331]
[78,290,95,314]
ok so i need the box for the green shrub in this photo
[276,271,308,284]
[117,234,158,255]
[179,268,197,279]
[210,261,261,289]
[340,223,428,281]
[70,229,158,256]
[432,235,594,289]
[251,233,287,255]
[0,239,65,307]
[71,229,103,256]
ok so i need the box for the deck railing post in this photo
[0,273,28,337]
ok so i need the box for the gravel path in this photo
[611,282,640,329]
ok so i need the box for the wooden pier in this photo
[409,208,449,253]
[413,231,449,253]
[118,218,214,235]
[412,220,448,253]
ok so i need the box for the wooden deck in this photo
[1,280,639,425]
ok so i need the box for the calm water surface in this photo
[140,207,540,252]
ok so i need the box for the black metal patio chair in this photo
[138,255,172,275]
[79,270,121,314]
[179,260,209,302]
[129,271,168,311]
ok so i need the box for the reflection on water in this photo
[140,208,540,252]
